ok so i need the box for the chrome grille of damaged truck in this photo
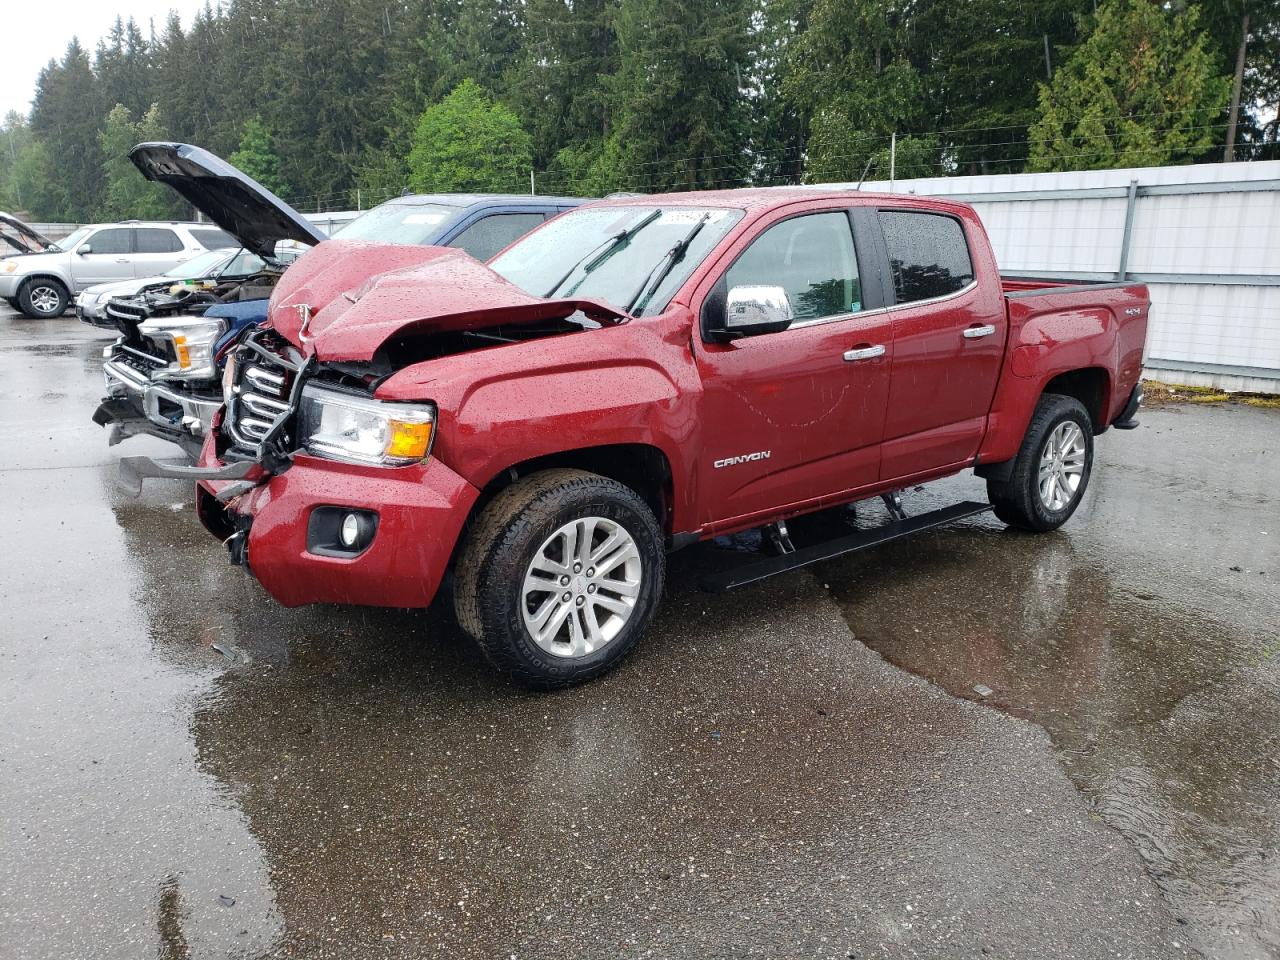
[232,363,291,442]
[224,329,307,455]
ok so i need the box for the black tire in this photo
[453,468,666,689]
[17,278,69,319]
[2,297,19,312]
[986,393,1094,532]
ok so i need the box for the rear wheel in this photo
[986,393,1094,532]
[453,469,665,688]
[17,278,68,319]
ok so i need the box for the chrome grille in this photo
[113,343,167,374]
[105,298,149,323]
[224,329,305,451]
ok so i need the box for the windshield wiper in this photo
[542,209,663,299]
[625,213,711,316]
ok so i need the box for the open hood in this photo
[0,212,55,256]
[268,240,627,361]
[128,142,326,258]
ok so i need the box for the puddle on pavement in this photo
[823,512,1280,960]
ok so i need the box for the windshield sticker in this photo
[402,212,449,225]
[656,210,729,225]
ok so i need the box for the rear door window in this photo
[135,228,183,253]
[451,213,547,262]
[724,211,861,324]
[877,211,974,304]
[191,228,238,249]
[87,228,132,255]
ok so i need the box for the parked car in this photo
[95,141,586,454]
[0,218,236,318]
[1,211,56,260]
[77,247,268,325]
[126,189,1149,688]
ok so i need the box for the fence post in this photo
[1118,178,1138,280]
[889,133,896,193]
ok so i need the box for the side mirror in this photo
[76,244,93,256]
[723,285,793,337]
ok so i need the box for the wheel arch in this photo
[468,443,675,539]
[977,366,1111,481]
[1041,366,1113,433]
[19,273,71,294]
[17,274,71,315]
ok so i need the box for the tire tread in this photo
[986,392,1093,532]
[453,469,664,688]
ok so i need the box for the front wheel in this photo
[18,278,69,319]
[986,393,1094,532]
[453,469,666,688]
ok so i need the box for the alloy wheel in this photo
[1038,420,1086,511]
[29,285,61,315]
[521,516,643,658]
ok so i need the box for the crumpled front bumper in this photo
[98,350,221,445]
[195,444,481,610]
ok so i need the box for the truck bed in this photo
[990,274,1150,437]
[1000,275,1144,297]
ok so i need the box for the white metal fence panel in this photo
[838,160,1280,392]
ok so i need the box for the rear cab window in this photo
[877,211,974,304]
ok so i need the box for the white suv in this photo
[0,221,236,318]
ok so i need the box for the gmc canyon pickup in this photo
[132,189,1148,687]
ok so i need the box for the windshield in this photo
[338,202,460,246]
[55,227,93,252]
[163,249,234,279]
[490,206,743,315]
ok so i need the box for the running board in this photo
[699,501,993,593]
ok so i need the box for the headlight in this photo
[1,262,17,274]
[221,352,238,404]
[298,384,436,467]
[139,316,228,381]
[79,292,98,306]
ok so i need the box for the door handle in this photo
[115,258,130,264]
[963,324,997,339]
[843,344,886,361]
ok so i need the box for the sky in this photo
[1,0,209,118]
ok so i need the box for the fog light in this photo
[340,513,360,547]
[307,506,378,557]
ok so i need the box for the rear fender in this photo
[979,294,1136,465]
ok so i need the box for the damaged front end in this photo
[112,324,303,502]
[95,297,265,457]
[96,140,324,460]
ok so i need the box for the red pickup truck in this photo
[130,189,1147,687]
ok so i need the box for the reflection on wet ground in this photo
[2,309,1275,958]
[823,408,1280,959]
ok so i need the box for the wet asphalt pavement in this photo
[1,306,1277,960]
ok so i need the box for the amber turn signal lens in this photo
[386,419,433,460]
[174,335,192,369]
